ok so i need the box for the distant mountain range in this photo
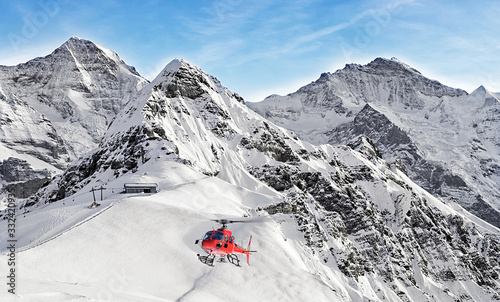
[0,38,499,301]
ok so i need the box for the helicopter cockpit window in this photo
[203,231,213,240]
[212,231,224,241]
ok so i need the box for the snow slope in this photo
[0,161,347,302]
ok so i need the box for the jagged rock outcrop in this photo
[255,137,500,301]
[0,157,50,198]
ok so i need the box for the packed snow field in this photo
[1,161,358,302]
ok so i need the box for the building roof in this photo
[124,183,158,188]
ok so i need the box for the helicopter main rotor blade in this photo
[211,217,267,225]
[212,219,245,224]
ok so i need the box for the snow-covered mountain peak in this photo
[7,36,148,151]
[56,36,142,79]
[161,58,190,70]
[340,57,421,77]
[152,58,185,82]
[252,58,470,139]
[469,85,500,106]
[372,57,421,74]
[64,35,88,45]
[69,35,83,40]
[0,37,148,198]
[155,58,204,77]
[151,58,219,95]
[473,84,489,93]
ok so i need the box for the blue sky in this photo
[1,0,499,102]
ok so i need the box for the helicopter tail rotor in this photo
[246,235,253,252]
[243,235,257,265]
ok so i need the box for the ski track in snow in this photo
[17,202,116,253]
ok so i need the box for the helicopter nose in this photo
[202,240,215,250]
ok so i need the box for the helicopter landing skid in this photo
[197,254,215,266]
[227,254,241,267]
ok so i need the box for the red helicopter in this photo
[195,219,256,266]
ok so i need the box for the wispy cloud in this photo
[199,0,415,67]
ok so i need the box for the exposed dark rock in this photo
[0,157,50,198]
[240,123,299,163]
